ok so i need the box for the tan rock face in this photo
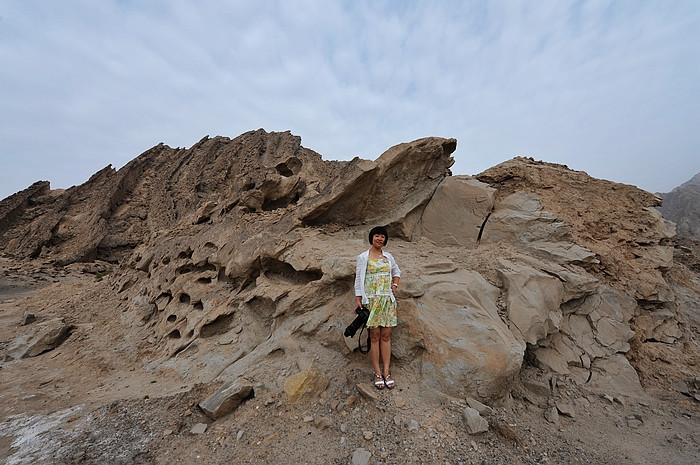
[420,176,495,247]
[658,172,700,240]
[1,132,695,406]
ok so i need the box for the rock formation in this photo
[658,172,700,241]
[0,130,697,408]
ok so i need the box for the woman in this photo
[354,226,401,389]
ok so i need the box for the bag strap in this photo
[358,325,370,354]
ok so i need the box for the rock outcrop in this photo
[1,131,696,409]
[658,172,700,241]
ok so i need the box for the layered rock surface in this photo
[658,172,700,241]
[1,132,697,409]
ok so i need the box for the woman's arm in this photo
[354,253,366,306]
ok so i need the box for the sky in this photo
[1,0,699,201]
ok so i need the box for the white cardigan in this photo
[354,250,401,305]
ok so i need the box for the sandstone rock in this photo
[301,136,456,235]
[420,176,495,247]
[588,354,645,398]
[634,310,683,343]
[199,381,254,420]
[497,259,564,345]
[413,268,525,401]
[283,365,329,404]
[482,192,595,265]
[462,407,489,434]
[6,318,72,359]
[3,132,697,446]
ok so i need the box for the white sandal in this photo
[374,373,385,390]
[384,373,395,390]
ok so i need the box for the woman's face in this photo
[372,234,386,248]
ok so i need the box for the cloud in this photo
[1,0,699,201]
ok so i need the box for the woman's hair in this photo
[368,226,389,245]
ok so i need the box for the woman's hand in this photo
[355,296,362,308]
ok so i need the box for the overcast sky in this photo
[1,0,699,201]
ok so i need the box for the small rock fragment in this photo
[190,423,207,434]
[352,448,371,465]
[462,407,488,434]
[544,406,559,424]
[356,383,379,401]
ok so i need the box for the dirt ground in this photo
[1,257,698,465]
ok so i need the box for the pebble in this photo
[627,419,642,429]
[190,423,207,434]
[352,448,371,465]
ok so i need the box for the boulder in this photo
[412,266,525,401]
[283,365,329,404]
[6,318,72,359]
[199,381,254,420]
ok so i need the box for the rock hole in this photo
[168,329,181,339]
[141,304,158,323]
[197,277,212,284]
[161,256,170,265]
[177,262,217,275]
[217,267,232,284]
[276,162,294,177]
[200,313,235,338]
[275,157,302,176]
[167,314,177,323]
[262,258,322,284]
[155,292,172,311]
[193,301,203,310]
[178,249,193,260]
[179,293,191,304]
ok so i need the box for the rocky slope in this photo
[658,172,700,241]
[1,130,698,464]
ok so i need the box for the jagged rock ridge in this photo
[0,130,697,409]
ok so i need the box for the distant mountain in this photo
[658,173,700,240]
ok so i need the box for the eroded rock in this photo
[6,318,72,359]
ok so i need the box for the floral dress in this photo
[364,258,397,328]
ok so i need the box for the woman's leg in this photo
[369,327,382,376]
[379,326,392,377]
